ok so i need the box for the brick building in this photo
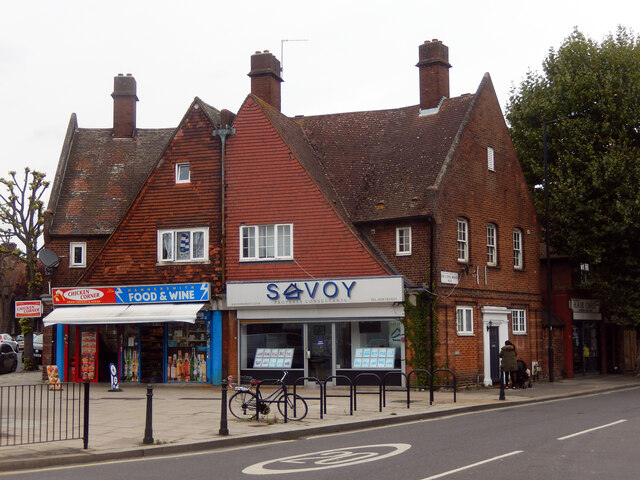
[42,40,543,386]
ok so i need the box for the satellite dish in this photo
[39,248,61,269]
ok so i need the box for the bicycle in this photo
[228,371,308,421]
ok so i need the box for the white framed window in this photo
[512,309,527,334]
[486,223,497,266]
[580,263,590,282]
[69,242,86,268]
[487,146,495,171]
[396,227,412,256]
[240,224,293,261]
[157,228,208,262]
[457,218,469,263]
[456,306,474,335]
[513,228,523,270]
[175,163,190,183]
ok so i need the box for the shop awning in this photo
[43,303,205,326]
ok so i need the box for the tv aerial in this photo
[280,38,308,77]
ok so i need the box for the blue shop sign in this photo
[115,283,210,304]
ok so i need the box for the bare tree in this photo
[0,168,49,370]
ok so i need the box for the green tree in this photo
[0,168,49,370]
[506,27,640,332]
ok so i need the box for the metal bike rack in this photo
[293,377,323,419]
[382,371,409,408]
[407,369,432,406]
[322,375,353,416]
[431,368,457,405]
[353,373,383,412]
[254,377,288,423]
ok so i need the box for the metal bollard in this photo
[83,381,90,449]
[143,384,154,444]
[499,365,505,400]
[219,379,229,436]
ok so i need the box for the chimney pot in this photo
[111,74,138,137]
[417,39,451,111]
[248,50,283,111]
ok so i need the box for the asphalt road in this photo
[2,387,638,479]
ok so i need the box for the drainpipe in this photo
[427,215,436,372]
[212,125,236,286]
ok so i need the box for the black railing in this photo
[293,377,324,419]
[431,368,457,405]
[0,382,88,448]
[353,373,383,412]
[323,375,353,415]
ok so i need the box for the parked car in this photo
[33,333,43,364]
[16,334,24,351]
[0,333,18,352]
[0,342,18,374]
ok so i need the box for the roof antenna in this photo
[280,38,308,77]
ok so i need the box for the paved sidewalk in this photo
[1,370,638,472]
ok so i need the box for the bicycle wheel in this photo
[229,391,258,419]
[277,393,308,421]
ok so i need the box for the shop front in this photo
[570,298,602,375]
[227,276,405,385]
[43,283,222,384]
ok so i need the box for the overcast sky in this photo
[1,0,638,206]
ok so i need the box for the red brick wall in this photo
[225,97,388,281]
[359,219,433,286]
[45,236,109,287]
[431,79,542,383]
[78,105,224,292]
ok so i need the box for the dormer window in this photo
[69,242,86,268]
[176,163,190,183]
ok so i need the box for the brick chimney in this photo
[416,40,451,111]
[111,74,138,137]
[248,51,283,111]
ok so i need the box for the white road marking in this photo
[242,443,411,474]
[420,451,523,480]
[557,419,627,440]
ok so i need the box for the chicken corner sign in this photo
[15,300,43,318]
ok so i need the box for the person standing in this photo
[499,340,518,388]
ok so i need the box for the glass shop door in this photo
[305,323,334,384]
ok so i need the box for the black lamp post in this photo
[543,119,554,382]
[543,114,578,383]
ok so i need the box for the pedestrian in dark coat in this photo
[499,340,518,388]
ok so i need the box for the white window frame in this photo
[157,228,208,263]
[69,242,86,268]
[456,306,474,335]
[396,226,412,256]
[513,228,523,270]
[175,163,190,184]
[487,146,495,171]
[512,309,527,334]
[486,223,497,266]
[457,218,469,263]
[240,224,293,261]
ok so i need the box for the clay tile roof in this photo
[49,126,174,235]
[292,95,474,222]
